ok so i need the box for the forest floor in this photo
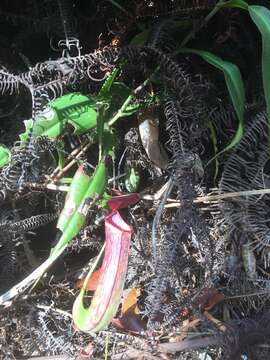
[1,1,270,359]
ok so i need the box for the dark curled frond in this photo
[32,136,58,152]
[27,79,67,123]
[0,67,20,95]
[219,111,270,250]
[172,153,204,201]
[0,45,193,104]
[146,19,177,53]
[135,0,217,18]
[125,46,189,92]
[220,312,270,360]
[57,0,80,56]
[6,213,58,233]
[145,144,218,329]
[164,95,186,154]
[0,137,55,194]
[28,307,75,355]
[209,102,238,141]
[0,241,18,291]
[0,210,26,291]
[220,112,268,193]
[57,0,77,40]
[1,46,194,98]
[190,210,221,278]
[146,208,193,329]
[163,90,210,159]
[18,63,57,87]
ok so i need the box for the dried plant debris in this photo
[1,0,270,359]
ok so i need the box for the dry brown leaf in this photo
[196,287,224,311]
[169,319,201,342]
[204,311,227,332]
[75,268,101,292]
[138,108,168,170]
[112,288,146,333]
[121,288,141,316]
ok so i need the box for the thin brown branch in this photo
[157,337,220,353]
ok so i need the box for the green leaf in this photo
[124,103,141,115]
[130,30,149,46]
[220,0,248,10]
[32,107,64,139]
[107,82,132,108]
[96,104,106,161]
[99,68,119,96]
[108,93,141,126]
[57,165,93,233]
[60,93,98,135]
[0,145,11,168]
[49,163,107,262]
[0,243,70,305]
[180,48,245,152]
[125,166,140,192]
[248,6,270,126]
[56,141,65,169]
[57,149,65,169]
[102,129,116,157]
[19,119,33,144]
[30,93,98,139]
[0,164,107,303]
[59,177,73,184]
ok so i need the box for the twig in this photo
[203,311,226,332]
[20,356,69,360]
[180,0,226,46]
[225,289,270,300]
[26,182,70,192]
[158,336,220,353]
[195,188,270,202]
[108,67,160,126]
[108,0,133,19]
[152,178,174,266]
[50,142,93,182]
[112,347,162,360]
[159,188,270,208]
[36,304,72,319]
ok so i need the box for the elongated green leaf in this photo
[57,149,65,169]
[97,104,106,161]
[248,5,270,124]
[35,162,106,290]
[0,162,105,304]
[57,93,97,135]
[23,93,98,140]
[130,30,149,46]
[0,145,11,168]
[52,162,107,255]
[102,129,115,157]
[180,48,245,152]
[0,243,68,305]
[57,165,92,233]
[219,4,270,137]
[220,0,248,10]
